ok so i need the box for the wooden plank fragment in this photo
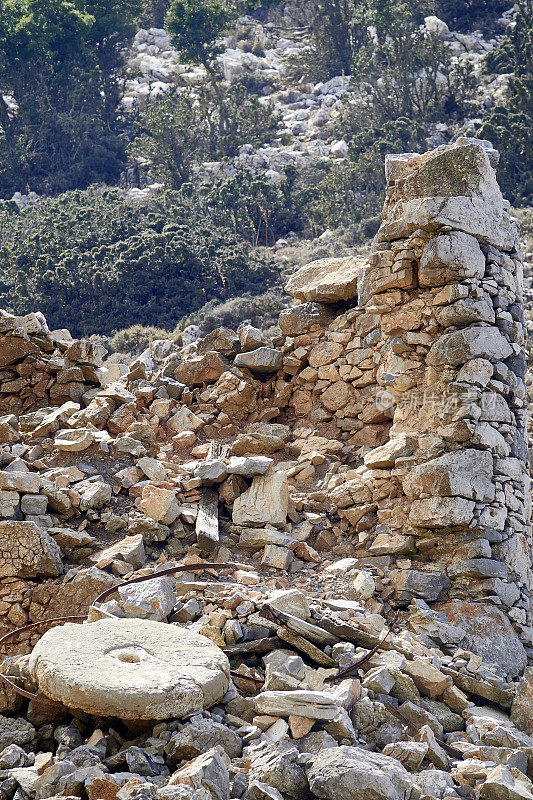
[195,441,230,552]
[196,488,220,552]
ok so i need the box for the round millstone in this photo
[28,618,230,719]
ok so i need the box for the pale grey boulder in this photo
[419,230,485,287]
[166,718,242,762]
[278,303,334,336]
[427,327,513,367]
[402,449,495,503]
[307,746,412,800]
[234,347,283,374]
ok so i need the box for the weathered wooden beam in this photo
[195,441,230,552]
[196,488,220,552]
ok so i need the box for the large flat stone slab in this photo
[285,256,366,303]
[436,600,527,678]
[232,470,289,528]
[28,618,230,719]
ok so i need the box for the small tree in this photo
[130,90,207,187]
[287,0,367,82]
[352,0,476,123]
[130,82,278,187]
[164,0,242,153]
[0,0,141,196]
[165,0,237,79]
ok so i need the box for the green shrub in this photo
[179,287,289,334]
[432,0,512,33]
[479,0,533,204]
[140,0,171,26]
[299,117,426,229]
[0,188,278,337]
[352,0,477,124]
[165,0,238,71]
[130,81,279,187]
[129,90,207,188]
[108,324,173,353]
[193,167,306,244]
[286,0,367,82]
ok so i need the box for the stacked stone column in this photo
[355,139,532,642]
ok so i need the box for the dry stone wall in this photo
[282,138,533,641]
[0,310,102,419]
[3,140,533,800]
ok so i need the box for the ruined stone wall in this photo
[0,310,102,420]
[0,139,530,658]
[280,138,533,642]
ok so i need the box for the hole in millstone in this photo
[117,652,141,663]
[107,646,147,664]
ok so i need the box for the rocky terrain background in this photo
[1,0,532,346]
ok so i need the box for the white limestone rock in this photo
[234,347,283,373]
[419,231,485,287]
[267,589,310,620]
[0,521,63,579]
[254,690,339,721]
[168,407,204,433]
[403,449,494,502]
[232,471,289,528]
[116,577,176,621]
[285,256,366,303]
[378,142,518,250]
[409,497,475,528]
[427,327,513,366]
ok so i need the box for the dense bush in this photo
[179,287,289,334]
[432,0,512,33]
[191,158,407,245]
[165,0,238,73]
[107,324,174,353]
[0,0,140,196]
[351,0,477,123]
[193,167,305,244]
[129,91,207,187]
[479,0,533,204]
[287,0,367,82]
[293,0,478,109]
[290,0,479,224]
[130,82,279,187]
[0,188,278,337]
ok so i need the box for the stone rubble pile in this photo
[0,312,104,418]
[1,139,533,800]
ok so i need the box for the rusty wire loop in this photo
[0,562,239,706]
[324,610,400,683]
